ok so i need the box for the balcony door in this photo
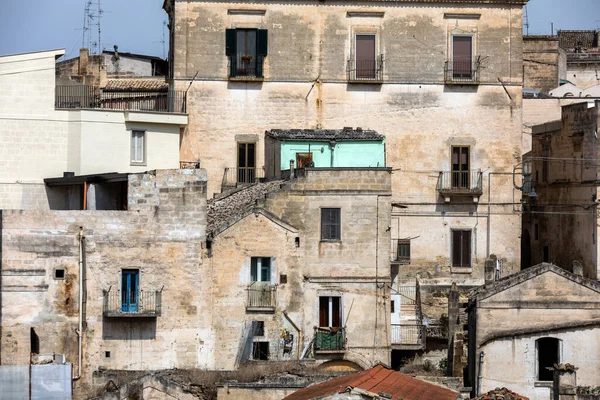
[237,142,256,184]
[251,257,271,283]
[452,146,470,189]
[121,269,139,312]
[355,34,376,80]
[319,296,342,328]
[453,36,473,78]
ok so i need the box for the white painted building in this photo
[0,49,187,210]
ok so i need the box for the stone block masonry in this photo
[0,169,209,397]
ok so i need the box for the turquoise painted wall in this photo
[279,140,385,170]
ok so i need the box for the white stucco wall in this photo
[0,49,186,210]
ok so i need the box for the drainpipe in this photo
[282,310,302,361]
[476,351,485,396]
[329,140,336,167]
[73,227,85,381]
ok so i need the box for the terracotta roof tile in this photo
[558,30,599,51]
[473,387,529,400]
[103,78,168,92]
[283,365,459,400]
[266,128,384,141]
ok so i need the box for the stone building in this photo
[163,0,528,322]
[0,48,187,210]
[206,165,393,370]
[523,35,566,94]
[0,169,208,397]
[466,263,600,400]
[523,101,600,279]
[558,30,600,90]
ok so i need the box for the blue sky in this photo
[0,0,598,60]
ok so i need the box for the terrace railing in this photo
[347,56,384,82]
[437,170,483,195]
[314,327,346,352]
[103,289,162,318]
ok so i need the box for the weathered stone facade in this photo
[0,169,208,397]
[523,35,566,94]
[165,0,527,318]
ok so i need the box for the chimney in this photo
[552,364,577,400]
[572,261,584,277]
[79,48,89,75]
[99,65,107,88]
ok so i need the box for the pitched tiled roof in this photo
[473,387,529,400]
[103,78,168,92]
[283,365,459,400]
[558,30,599,51]
[266,128,384,141]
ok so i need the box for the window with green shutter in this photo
[225,28,268,78]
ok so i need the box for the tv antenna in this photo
[524,5,529,35]
[81,0,103,54]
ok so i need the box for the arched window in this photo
[564,92,574,97]
[536,337,560,381]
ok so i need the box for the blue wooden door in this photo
[121,270,139,312]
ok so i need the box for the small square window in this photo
[54,269,66,280]
[105,351,111,358]
[253,321,265,336]
[252,342,269,360]
[395,240,411,264]
[321,208,341,241]
[280,274,287,284]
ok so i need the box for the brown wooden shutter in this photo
[319,297,329,327]
[356,35,376,79]
[332,297,341,327]
[462,231,471,268]
[453,36,472,77]
[452,230,462,268]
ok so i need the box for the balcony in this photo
[221,167,265,193]
[228,55,265,81]
[347,56,384,83]
[55,85,187,113]
[437,170,483,200]
[314,327,346,353]
[103,289,161,318]
[391,323,426,350]
[444,60,480,85]
[246,283,276,313]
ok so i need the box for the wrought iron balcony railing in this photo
[55,85,186,113]
[314,327,346,352]
[103,289,161,317]
[437,170,483,195]
[246,283,276,311]
[444,60,480,84]
[347,56,384,82]
[222,166,265,190]
[228,55,265,79]
[391,323,426,348]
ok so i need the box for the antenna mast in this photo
[524,5,529,36]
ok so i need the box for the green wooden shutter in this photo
[257,29,268,56]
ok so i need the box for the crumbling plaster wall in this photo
[473,271,600,399]
[0,169,210,397]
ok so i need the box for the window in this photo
[543,245,550,263]
[131,131,145,165]
[105,351,111,358]
[396,240,411,264]
[238,142,256,184]
[390,300,395,314]
[354,34,376,80]
[452,230,472,268]
[54,268,66,280]
[537,337,560,381]
[252,342,269,360]
[296,152,313,168]
[534,222,539,241]
[252,321,265,336]
[452,36,473,78]
[452,146,470,189]
[225,28,268,78]
[542,146,550,183]
[319,296,342,328]
[121,269,139,312]
[321,208,341,241]
[251,257,271,282]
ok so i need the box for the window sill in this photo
[131,162,147,167]
[320,240,342,244]
[534,381,552,388]
[450,267,473,274]
[347,79,384,84]
[228,76,264,82]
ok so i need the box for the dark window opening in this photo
[296,152,313,168]
[452,230,472,268]
[319,296,342,328]
[452,146,470,189]
[390,300,395,314]
[251,257,271,282]
[30,328,40,355]
[54,268,66,279]
[252,342,269,360]
[534,222,539,241]
[225,28,268,78]
[537,337,559,381]
[295,237,300,247]
[279,274,287,284]
[237,142,256,184]
[252,321,265,336]
[453,36,473,78]
[321,208,341,241]
[105,351,111,358]
[543,245,550,263]
[396,240,411,263]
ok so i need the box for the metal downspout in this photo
[73,227,84,381]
